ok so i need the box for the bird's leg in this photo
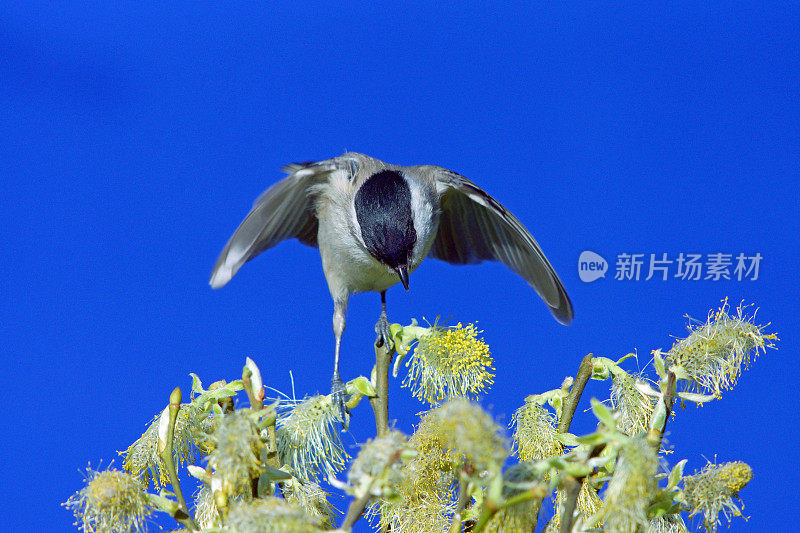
[375,290,392,348]
[331,299,350,429]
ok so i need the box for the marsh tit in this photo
[210,153,573,423]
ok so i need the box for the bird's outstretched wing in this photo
[425,167,574,325]
[209,162,333,288]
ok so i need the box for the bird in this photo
[210,152,573,423]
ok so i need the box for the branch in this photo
[521,353,593,531]
[648,371,677,451]
[342,336,397,531]
[470,484,548,532]
[340,448,403,531]
[559,476,581,533]
[158,387,198,531]
[449,477,471,533]
[369,339,395,437]
[559,444,604,533]
[341,491,374,531]
[557,353,594,434]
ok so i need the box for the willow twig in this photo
[557,353,595,433]
[648,371,677,451]
[340,448,402,531]
[449,477,472,533]
[159,387,198,531]
[523,353,593,531]
[559,476,581,533]
[559,444,604,533]
[369,339,395,437]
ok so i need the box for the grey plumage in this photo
[210,152,573,423]
[410,164,572,324]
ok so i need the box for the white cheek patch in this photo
[325,170,364,247]
[406,175,438,262]
[350,203,364,246]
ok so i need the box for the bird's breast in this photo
[316,209,402,298]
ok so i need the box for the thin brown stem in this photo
[369,339,394,437]
[160,388,198,531]
[470,485,548,532]
[266,424,279,466]
[559,444,604,533]
[342,491,375,530]
[449,478,471,533]
[648,371,677,451]
[557,353,594,434]
[340,449,402,531]
[520,354,593,531]
[559,477,580,533]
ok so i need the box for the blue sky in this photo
[2,3,797,531]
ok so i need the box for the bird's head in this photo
[354,169,417,290]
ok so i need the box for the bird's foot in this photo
[375,312,393,349]
[330,373,350,430]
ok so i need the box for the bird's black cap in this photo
[355,170,417,271]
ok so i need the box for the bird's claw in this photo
[375,313,393,349]
[330,374,350,430]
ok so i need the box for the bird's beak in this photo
[395,266,410,291]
